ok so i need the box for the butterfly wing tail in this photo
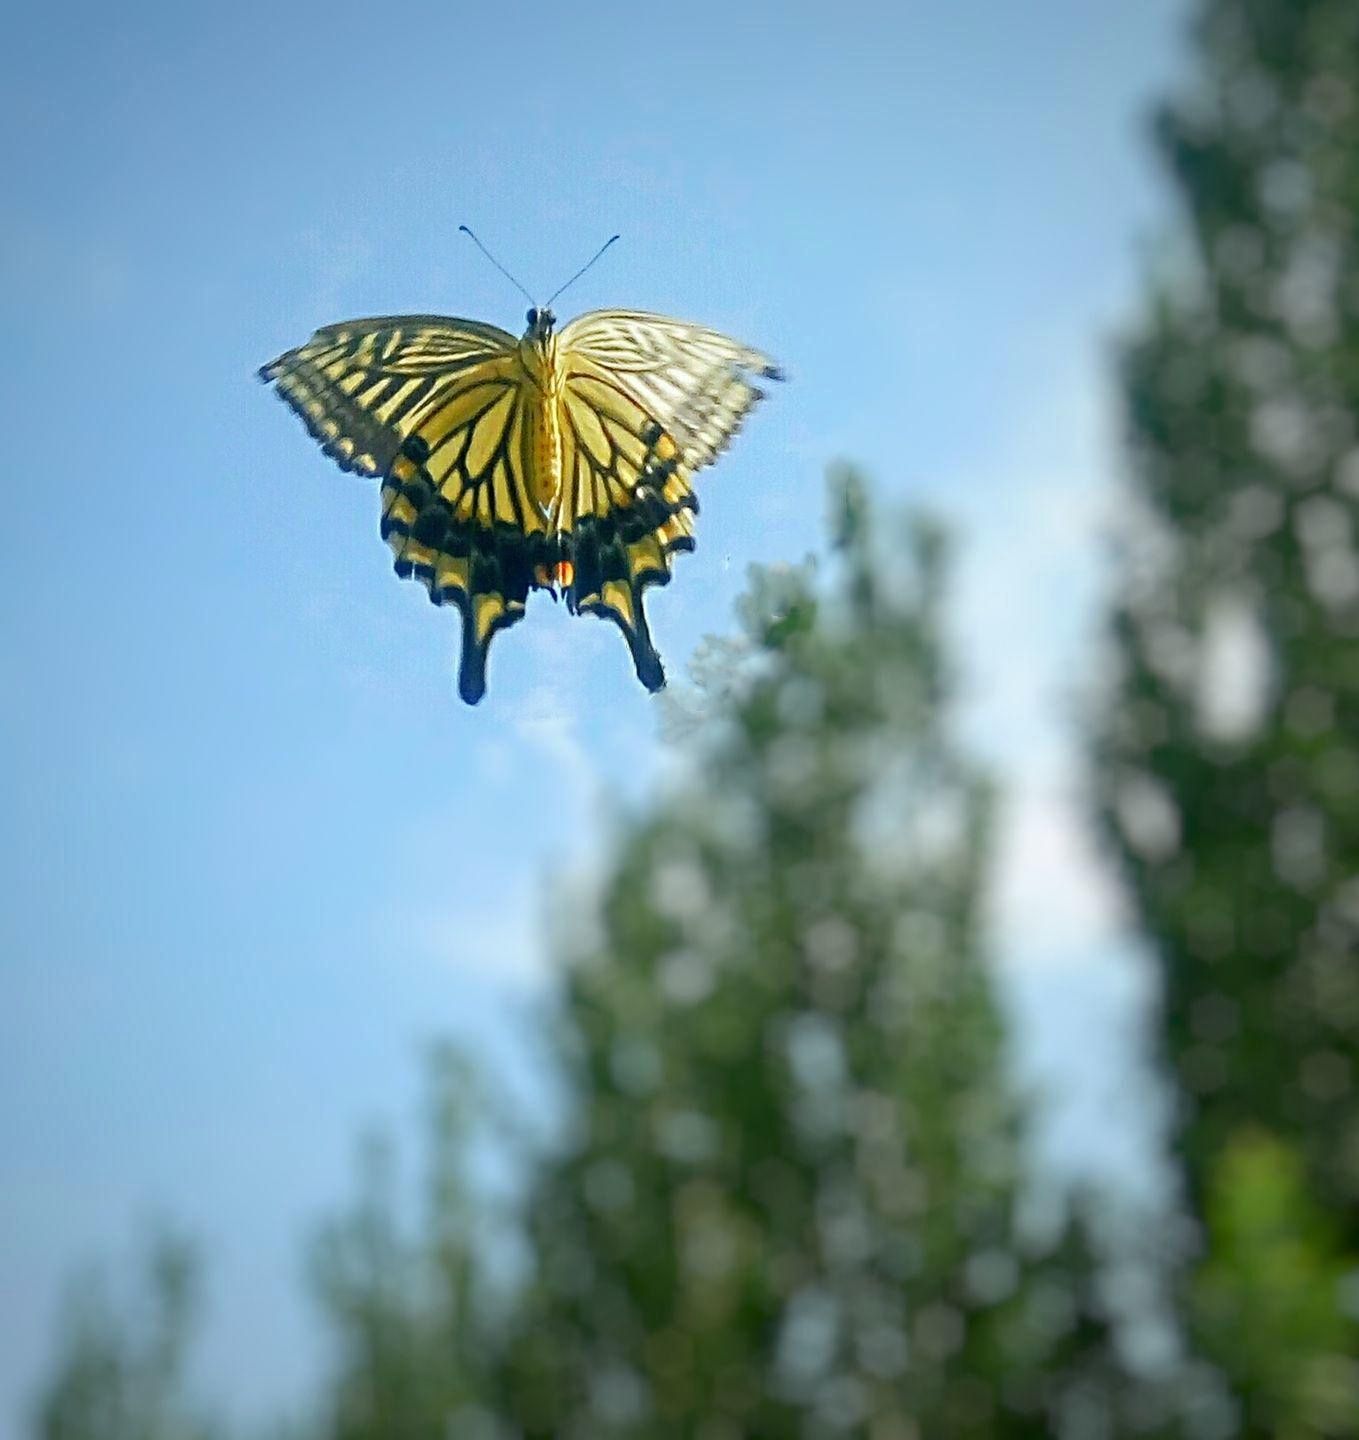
[570,504,698,693]
[576,584,667,693]
[381,462,534,706]
[453,589,523,705]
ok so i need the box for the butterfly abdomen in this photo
[530,391,563,512]
[514,337,563,517]
[521,346,575,589]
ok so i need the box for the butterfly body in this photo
[260,304,781,703]
[517,319,565,519]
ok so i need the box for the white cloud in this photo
[415,887,550,991]
[511,686,599,817]
[943,346,1130,972]
[409,661,615,992]
[990,780,1127,971]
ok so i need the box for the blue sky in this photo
[2,0,1189,1430]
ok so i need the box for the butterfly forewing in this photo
[560,309,781,471]
[258,315,520,476]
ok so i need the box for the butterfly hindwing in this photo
[550,360,699,689]
[376,362,558,704]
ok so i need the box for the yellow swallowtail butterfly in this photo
[259,235,783,704]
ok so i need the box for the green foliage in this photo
[305,1044,506,1440]
[30,475,1169,1440]
[1098,0,1359,1430]
[499,470,1160,1438]
[32,1228,219,1440]
[1195,1132,1359,1436]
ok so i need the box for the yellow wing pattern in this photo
[260,308,781,702]
[260,317,542,703]
[554,310,783,690]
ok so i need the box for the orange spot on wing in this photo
[533,560,575,590]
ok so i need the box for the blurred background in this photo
[4,0,1358,1435]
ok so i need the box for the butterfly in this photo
[259,250,783,704]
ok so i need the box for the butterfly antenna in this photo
[545,234,620,308]
[459,225,536,307]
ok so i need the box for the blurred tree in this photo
[306,1043,506,1440]
[29,483,1180,1440]
[496,472,1169,1438]
[1097,0,1359,1430]
[32,1228,220,1440]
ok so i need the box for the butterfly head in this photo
[525,306,557,340]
